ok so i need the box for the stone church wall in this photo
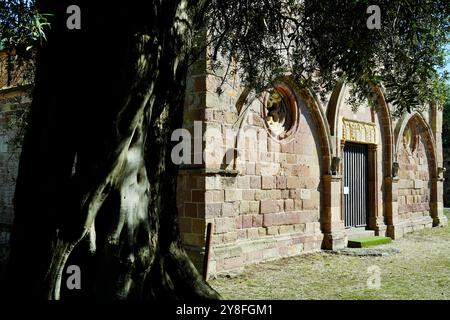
[0,48,447,277]
[201,77,324,274]
[0,50,32,263]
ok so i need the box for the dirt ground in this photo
[210,210,450,300]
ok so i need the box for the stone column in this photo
[386,176,402,238]
[430,103,447,227]
[367,144,387,235]
[431,177,448,227]
[322,174,346,250]
[430,102,443,164]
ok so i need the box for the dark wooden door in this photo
[344,143,369,228]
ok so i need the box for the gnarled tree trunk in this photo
[3,0,219,300]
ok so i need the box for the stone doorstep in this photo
[347,236,392,248]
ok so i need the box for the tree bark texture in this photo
[3,0,219,300]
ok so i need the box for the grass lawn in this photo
[210,209,450,300]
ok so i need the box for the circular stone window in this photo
[262,85,299,140]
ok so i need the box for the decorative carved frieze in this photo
[342,118,376,144]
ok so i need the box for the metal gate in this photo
[344,143,368,228]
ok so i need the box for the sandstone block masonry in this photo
[0,50,32,263]
[174,67,447,276]
[0,92,31,263]
[0,49,447,277]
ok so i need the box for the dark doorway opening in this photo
[344,143,369,228]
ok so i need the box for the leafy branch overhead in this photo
[1,0,449,114]
[205,0,449,115]
[0,0,51,52]
[0,0,45,96]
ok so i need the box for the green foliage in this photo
[0,1,42,86]
[2,0,449,117]
[0,0,49,53]
[206,0,449,115]
[0,1,37,149]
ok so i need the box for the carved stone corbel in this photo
[331,156,341,176]
[438,167,446,181]
[392,161,399,178]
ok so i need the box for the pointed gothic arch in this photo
[394,111,439,226]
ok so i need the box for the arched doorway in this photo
[326,82,394,238]
[234,77,337,250]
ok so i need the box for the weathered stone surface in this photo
[262,176,276,190]
[250,176,262,189]
[0,49,443,279]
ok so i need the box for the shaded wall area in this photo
[0,49,33,264]
[397,120,432,219]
